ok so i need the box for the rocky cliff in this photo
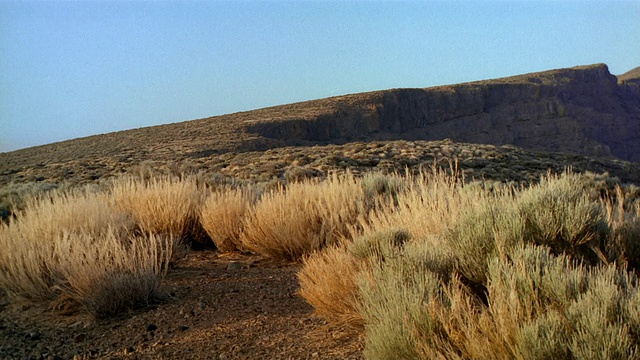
[246,64,640,162]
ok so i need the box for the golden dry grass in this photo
[240,173,365,260]
[298,246,364,326]
[200,187,255,253]
[2,166,640,359]
[0,178,190,316]
[110,175,205,244]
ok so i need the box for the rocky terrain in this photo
[0,251,363,359]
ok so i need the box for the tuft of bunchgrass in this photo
[200,186,255,252]
[241,173,365,260]
[0,188,177,316]
[298,246,364,326]
[54,230,175,317]
[110,175,206,245]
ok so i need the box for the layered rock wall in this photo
[247,64,640,162]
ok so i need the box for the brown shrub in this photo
[200,187,255,252]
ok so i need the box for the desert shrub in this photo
[615,218,640,271]
[0,189,177,316]
[357,239,640,360]
[357,242,450,360]
[360,173,404,210]
[345,171,640,359]
[200,186,255,252]
[517,172,610,263]
[444,197,524,285]
[110,175,206,245]
[54,230,175,317]
[349,229,410,261]
[241,173,365,260]
[283,166,323,183]
[298,246,363,325]
[603,185,640,272]
[0,181,61,222]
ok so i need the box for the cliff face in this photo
[246,64,640,162]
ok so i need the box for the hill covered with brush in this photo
[1,63,639,189]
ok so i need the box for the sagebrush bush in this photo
[0,181,61,222]
[517,172,610,263]
[357,245,448,360]
[299,171,640,359]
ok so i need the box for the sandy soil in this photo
[0,251,364,359]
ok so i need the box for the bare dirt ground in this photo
[0,251,364,359]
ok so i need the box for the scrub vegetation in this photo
[1,168,639,358]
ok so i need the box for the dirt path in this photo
[0,251,364,359]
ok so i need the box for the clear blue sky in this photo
[1,0,639,153]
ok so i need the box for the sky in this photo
[1,1,639,153]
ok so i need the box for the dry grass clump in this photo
[200,187,255,253]
[51,230,175,317]
[241,173,365,260]
[298,246,363,325]
[0,188,178,316]
[110,175,208,246]
[299,170,640,359]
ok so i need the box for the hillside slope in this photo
[247,64,640,162]
[1,64,639,187]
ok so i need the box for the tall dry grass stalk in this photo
[241,173,365,260]
[355,169,485,250]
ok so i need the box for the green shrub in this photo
[324,172,640,359]
[518,173,610,264]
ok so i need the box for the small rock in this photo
[73,333,86,343]
[312,352,319,357]
[227,261,242,271]
[26,332,42,341]
[146,323,158,332]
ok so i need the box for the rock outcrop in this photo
[246,64,640,162]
